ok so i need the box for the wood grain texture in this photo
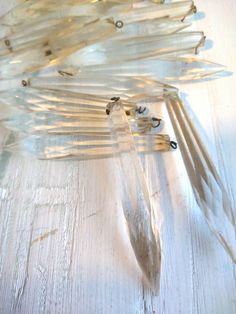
[0,0,236,313]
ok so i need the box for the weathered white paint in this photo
[0,0,236,313]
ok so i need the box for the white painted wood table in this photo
[0,1,236,313]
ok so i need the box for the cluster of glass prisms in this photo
[0,0,235,293]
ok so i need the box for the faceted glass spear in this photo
[3,132,171,160]
[0,17,116,77]
[0,1,194,29]
[0,16,98,57]
[1,110,159,135]
[80,58,225,83]
[108,98,162,293]
[0,56,224,94]
[113,19,191,38]
[18,76,175,98]
[0,87,172,160]
[0,30,205,78]
[0,88,140,115]
[165,92,236,263]
[73,31,205,67]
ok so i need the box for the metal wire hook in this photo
[136,106,147,114]
[152,117,162,128]
[170,141,178,149]
[21,80,29,87]
[115,20,124,29]
[110,97,120,102]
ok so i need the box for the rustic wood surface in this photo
[0,0,236,313]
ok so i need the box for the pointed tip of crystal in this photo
[199,59,226,71]
[164,58,226,82]
[187,57,226,71]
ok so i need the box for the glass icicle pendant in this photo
[1,1,195,29]
[165,93,236,263]
[108,98,161,293]
[0,31,205,77]
[79,58,225,83]
[0,88,140,115]
[0,87,173,160]
[70,31,206,67]
[3,132,171,160]
[18,76,175,98]
[0,17,116,77]
[2,110,159,134]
